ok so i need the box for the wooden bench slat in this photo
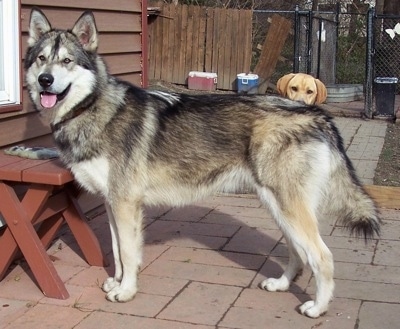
[0,154,25,167]
[22,160,73,185]
[0,154,26,181]
[0,152,72,185]
[0,157,53,182]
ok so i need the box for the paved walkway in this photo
[1,105,399,329]
[334,116,387,185]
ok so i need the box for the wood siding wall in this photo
[149,3,252,90]
[0,0,146,149]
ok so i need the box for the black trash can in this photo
[374,77,398,117]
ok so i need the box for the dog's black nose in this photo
[38,73,54,88]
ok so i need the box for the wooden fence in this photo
[148,4,252,90]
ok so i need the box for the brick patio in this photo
[1,115,399,329]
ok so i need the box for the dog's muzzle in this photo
[38,73,71,109]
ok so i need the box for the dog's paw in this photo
[299,300,327,318]
[102,277,120,293]
[260,277,290,292]
[106,286,137,303]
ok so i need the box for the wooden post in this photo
[254,14,292,94]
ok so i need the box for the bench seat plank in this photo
[0,155,52,182]
[22,160,74,185]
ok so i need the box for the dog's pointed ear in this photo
[276,73,295,96]
[314,78,327,104]
[72,11,98,52]
[28,8,52,46]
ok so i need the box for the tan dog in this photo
[277,73,327,105]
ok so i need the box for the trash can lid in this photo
[374,77,398,83]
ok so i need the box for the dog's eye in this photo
[291,86,298,92]
[307,90,314,94]
[38,55,46,62]
[63,58,72,64]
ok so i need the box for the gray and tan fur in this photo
[25,8,380,318]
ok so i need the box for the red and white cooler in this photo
[188,71,218,91]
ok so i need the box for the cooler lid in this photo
[188,71,217,78]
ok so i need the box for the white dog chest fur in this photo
[70,156,110,196]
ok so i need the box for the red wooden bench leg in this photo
[64,188,108,267]
[0,228,19,280]
[37,214,65,250]
[22,184,54,220]
[0,182,69,299]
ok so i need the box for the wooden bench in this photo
[0,151,108,299]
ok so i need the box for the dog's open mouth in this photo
[40,84,71,109]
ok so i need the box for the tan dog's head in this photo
[276,73,327,105]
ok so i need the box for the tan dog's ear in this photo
[277,73,296,96]
[314,79,327,104]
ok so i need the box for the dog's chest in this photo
[69,157,110,196]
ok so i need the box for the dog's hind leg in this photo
[102,202,122,293]
[104,200,143,302]
[257,187,334,318]
[260,235,305,292]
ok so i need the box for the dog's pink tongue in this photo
[40,93,57,109]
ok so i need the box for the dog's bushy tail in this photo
[330,174,381,240]
[325,129,381,240]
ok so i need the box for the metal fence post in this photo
[306,9,313,74]
[364,6,375,118]
[293,5,300,73]
[316,18,322,78]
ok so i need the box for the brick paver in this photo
[334,117,387,184]
[1,116,399,329]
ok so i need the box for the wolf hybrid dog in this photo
[25,8,380,318]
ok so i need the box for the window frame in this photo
[0,0,22,114]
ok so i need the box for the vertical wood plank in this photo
[178,5,189,83]
[190,6,201,72]
[160,4,170,81]
[211,7,220,75]
[231,9,239,90]
[217,8,228,89]
[254,14,292,93]
[243,9,253,74]
[165,3,176,83]
[236,9,245,75]
[223,9,234,90]
[205,7,214,72]
[197,7,207,72]
[184,5,195,81]
[151,3,163,80]
[148,17,155,79]
[172,4,182,83]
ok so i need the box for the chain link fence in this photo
[252,5,400,117]
[336,12,368,85]
[373,15,400,94]
[252,6,369,90]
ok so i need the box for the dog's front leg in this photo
[103,200,143,302]
[102,203,123,293]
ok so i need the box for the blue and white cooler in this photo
[237,73,259,94]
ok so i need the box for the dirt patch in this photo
[374,122,400,187]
